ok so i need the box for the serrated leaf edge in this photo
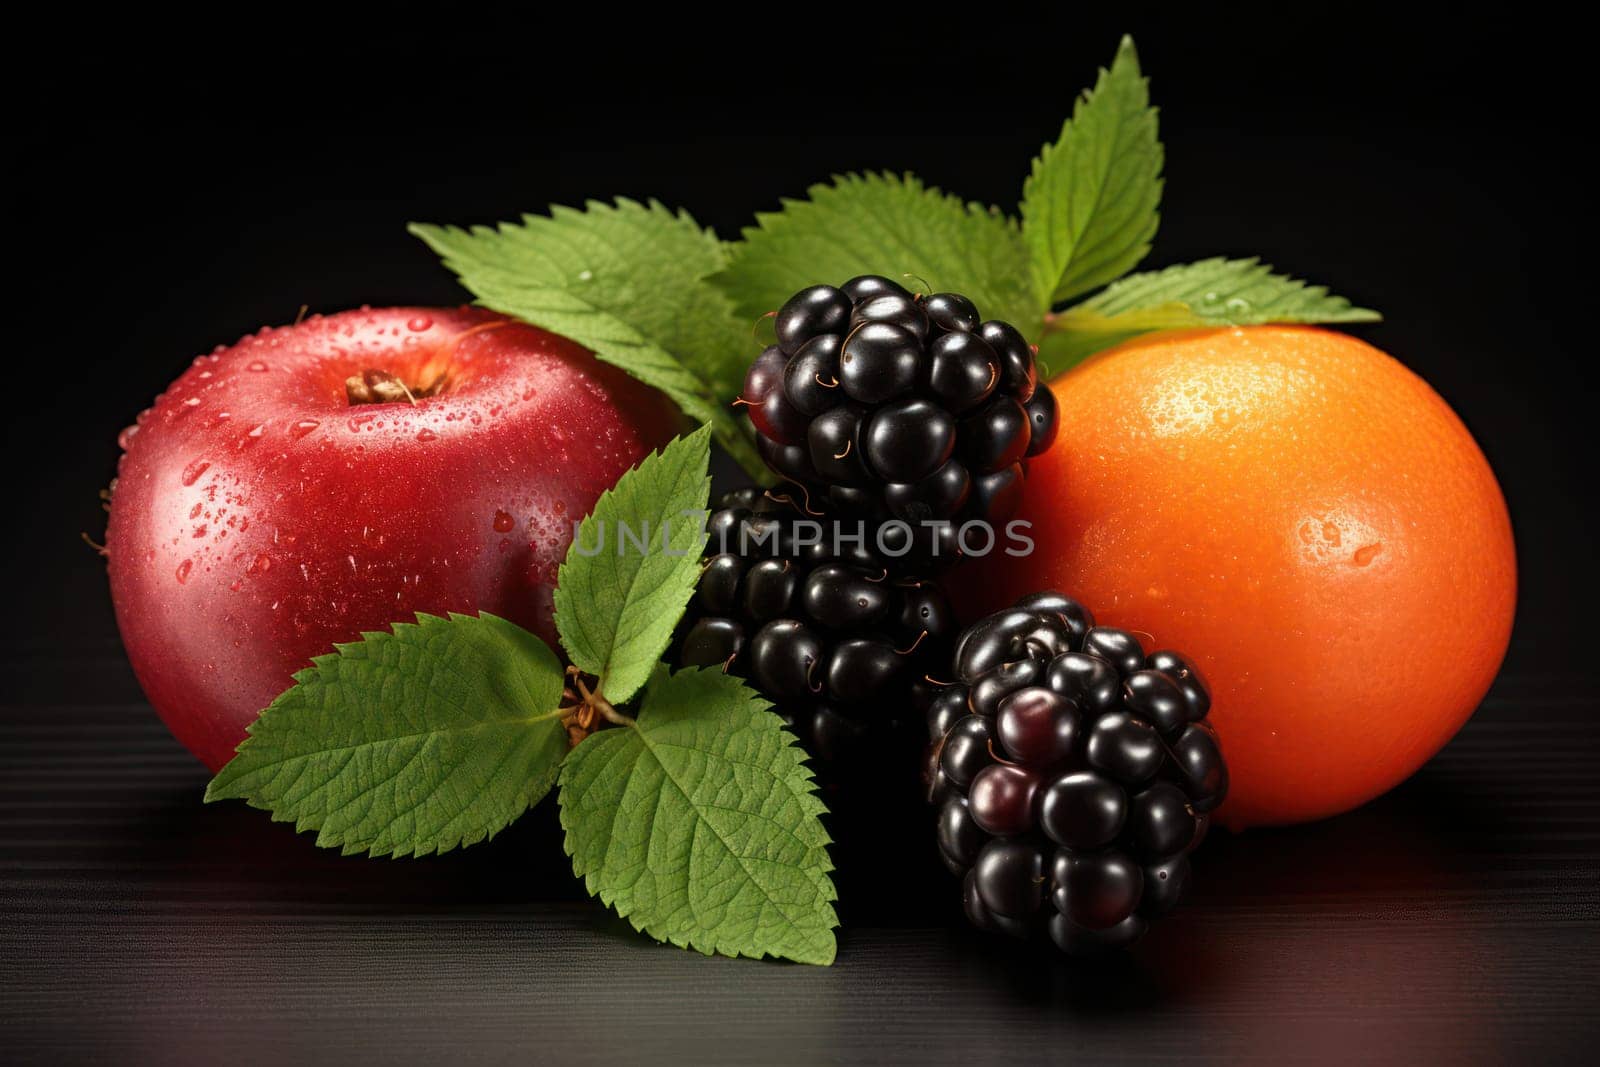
[409,202,766,479]
[1021,35,1164,308]
[204,611,567,860]
[557,670,838,965]
[551,425,712,705]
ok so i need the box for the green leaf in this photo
[558,668,837,965]
[410,200,764,479]
[1021,35,1163,307]
[1074,256,1383,323]
[1038,257,1382,375]
[1036,302,1200,376]
[553,425,711,706]
[714,172,1041,340]
[205,613,568,858]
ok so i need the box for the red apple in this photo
[106,306,680,771]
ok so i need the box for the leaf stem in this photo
[567,666,636,730]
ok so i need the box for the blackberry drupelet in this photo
[738,277,1059,566]
[677,487,957,766]
[927,591,1227,955]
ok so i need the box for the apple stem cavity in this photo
[345,368,423,406]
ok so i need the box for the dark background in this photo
[6,10,1597,1064]
[10,10,1592,664]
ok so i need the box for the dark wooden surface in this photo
[2,636,1596,1065]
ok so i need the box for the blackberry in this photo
[738,278,1059,567]
[676,487,957,766]
[926,591,1227,955]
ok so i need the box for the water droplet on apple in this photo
[247,360,269,372]
[181,459,211,486]
[407,315,433,332]
[175,559,193,584]
[415,428,438,443]
[229,579,243,592]
[247,553,272,576]
[291,419,320,440]
[117,425,139,450]
[492,510,515,533]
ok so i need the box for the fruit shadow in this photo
[1195,748,1518,904]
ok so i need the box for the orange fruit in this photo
[961,326,1515,829]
